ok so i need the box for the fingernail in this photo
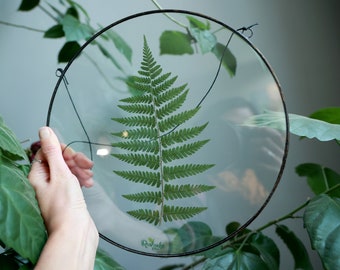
[39,127,51,139]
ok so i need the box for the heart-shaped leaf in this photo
[160,31,194,55]
[61,14,93,42]
[18,0,39,11]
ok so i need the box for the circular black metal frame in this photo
[46,9,289,257]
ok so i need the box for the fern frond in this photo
[163,164,214,181]
[118,103,154,115]
[114,170,160,187]
[112,37,215,226]
[112,115,155,128]
[161,123,209,147]
[156,90,188,120]
[127,209,160,226]
[164,184,215,200]
[163,205,207,222]
[111,128,157,140]
[155,84,187,106]
[112,140,159,154]
[120,93,153,104]
[153,76,178,96]
[158,107,200,132]
[112,153,159,170]
[151,72,172,88]
[123,191,162,204]
[162,140,210,163]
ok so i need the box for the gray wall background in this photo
[1,1,339,269]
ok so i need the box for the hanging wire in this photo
[54,23,258,154]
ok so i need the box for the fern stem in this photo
[152,80,165,226]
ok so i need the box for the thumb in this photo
[38,127,69,175]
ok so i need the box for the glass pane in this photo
[47,10,288,256]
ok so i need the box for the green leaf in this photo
[164,184,215,200]
[96,42,123,72]
[65,7,79,20]
[248,233,280,270]
[0,161,46,264]
[171,221,220,253]
[58,41,81,63]
[212,43,237,77]
[309,107,340,124]
[0,253,20,270]
[296,163,340,197]
[112,37,213,225]
[190,28,217,54]
[18,0,39,11]
[245,111,340,141]
[94,249,125,270]
[44,24,65,39]
[187,16,210,30]
[160,31,194,55]
[162,140,210,163]
[0,116,28,161]
[226,221,241,235]
[105,30,133,63]
[123,191,162,205]
[113,170,160,187]
[65,0,90,21]
[61,14,93,42]
[162,205,207,222]
[126,209,160,225]
[163,164,214,181]
[275,224,313,270]
[304,194,340,270]
[112,153,160,170]
[202,248,269,270]
[161,123,208,147]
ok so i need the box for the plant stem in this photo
[38,4,59,22]
[179,183,340,269]
[0,20,44,33]
[150,0,187,29]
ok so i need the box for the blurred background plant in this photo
[0,1,340,269]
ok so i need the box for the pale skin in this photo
[28,127,99,270]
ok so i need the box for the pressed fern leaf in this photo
[163,164,215,181]
[164,184,215,200]
[113,170,160,187]
[111,127,158,140]
[112,36,214,226]
[162,205,208,222]
[161,123,209,147]
[123,191,162,205]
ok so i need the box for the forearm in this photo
[35,220,98,270]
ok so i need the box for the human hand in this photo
[28,127,98,270]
